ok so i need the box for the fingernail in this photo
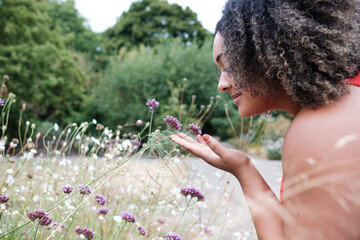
[203,134,210,141]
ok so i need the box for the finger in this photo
[170,134,202,154]
[177,132,197,144]
[202,134,228,159]
[196,135,205,144]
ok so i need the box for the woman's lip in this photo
[232,93,242,104]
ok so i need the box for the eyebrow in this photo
[215,52,224,64]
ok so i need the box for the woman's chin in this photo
[237,107,261,118]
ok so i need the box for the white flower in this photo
[140,194,148,201]
[91,137,100,145]
[0,141,5,152]
[6,169,14,174]
[113,216,122,223]
[54,123,59,131]
[88,165,95,171]
[33,195,40,202]
[9,142,17,148]
[92,119,97,124]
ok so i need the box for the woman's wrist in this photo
[229,155,251,177]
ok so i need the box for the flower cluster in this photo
[62,184,73,194]
[95,194,106,205]
[137,226,147,236]
[164,116,182,131]
[0,194,9,204]
[27,209,52,226]
[189,123,202,136]
[180,187,205,201]
[75,226,95,240]
[97,207,109,215]
[78,184,92,195]
[146,99,159,112]
[166,232,183,240]
[121,211,136,223]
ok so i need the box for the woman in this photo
[170,0,360,239]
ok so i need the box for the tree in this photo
[0,0,86,127]
[47,0,102,58]
[103,0,209,54]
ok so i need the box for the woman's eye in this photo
[215,65,221,79]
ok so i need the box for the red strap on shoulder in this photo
[280,177,284,203]
[347,72,360,87]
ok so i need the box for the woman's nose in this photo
[217,73,232,92]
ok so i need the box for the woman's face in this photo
[213,33,279,117]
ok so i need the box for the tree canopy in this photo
[103,0,209,54]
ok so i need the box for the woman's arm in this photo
[170,133,284,240]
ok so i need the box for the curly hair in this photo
[215,0,360,108]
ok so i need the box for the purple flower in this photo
[78,184,92,195]
[137,226,147,236]
[62,184,73,194]
[0,98,4,107]
[189,123,202,136]
[146,99,159,112]
[27,209,47,221]
[0,194,9,204]
[133,140,142,147]
[75,226,95,240]
[164,116,182,131]
[97,207,109,215]
[121,211,136,223]
[38,216,52,226]
[27,209,52,226]
[204,226,214,236]
[95,194,106,205]
[157,217,166,224]
[166,232,183,240]
[180,187,205,201]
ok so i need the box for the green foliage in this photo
[47,0,103,58]
[103,0,209,54]
[0,0,86,130]
[93,37,219,131]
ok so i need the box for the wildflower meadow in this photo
[0,75,266,240]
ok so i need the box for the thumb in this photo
[202,134,227,158]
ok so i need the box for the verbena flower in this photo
[121,211,136,223]
[157,217,166,224]
[97,207,109,215]
[180,187,205,201]
[62,184,73,194]
[166,232,183,240]
[0,98,4,107]
[137,226,147,236]
[189,123,202,136]
[27,209,52,226]
[164,116,182,131]
[95,194,106,205]
[78,184,92,195]
[75,226,95,240]
[146,99,159,112]
[0,194,9,204]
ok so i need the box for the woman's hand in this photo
[170,133,249,175]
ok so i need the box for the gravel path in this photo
[185,153,283,240]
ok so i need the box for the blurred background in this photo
[0,0,289,159]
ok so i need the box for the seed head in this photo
[3,75,9,81]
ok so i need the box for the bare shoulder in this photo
[281,86,360,240]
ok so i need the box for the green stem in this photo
[33,223,39,240]
[148,112,154,141]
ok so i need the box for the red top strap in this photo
[347,72,360,87]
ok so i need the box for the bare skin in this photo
[170,33,360,240]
